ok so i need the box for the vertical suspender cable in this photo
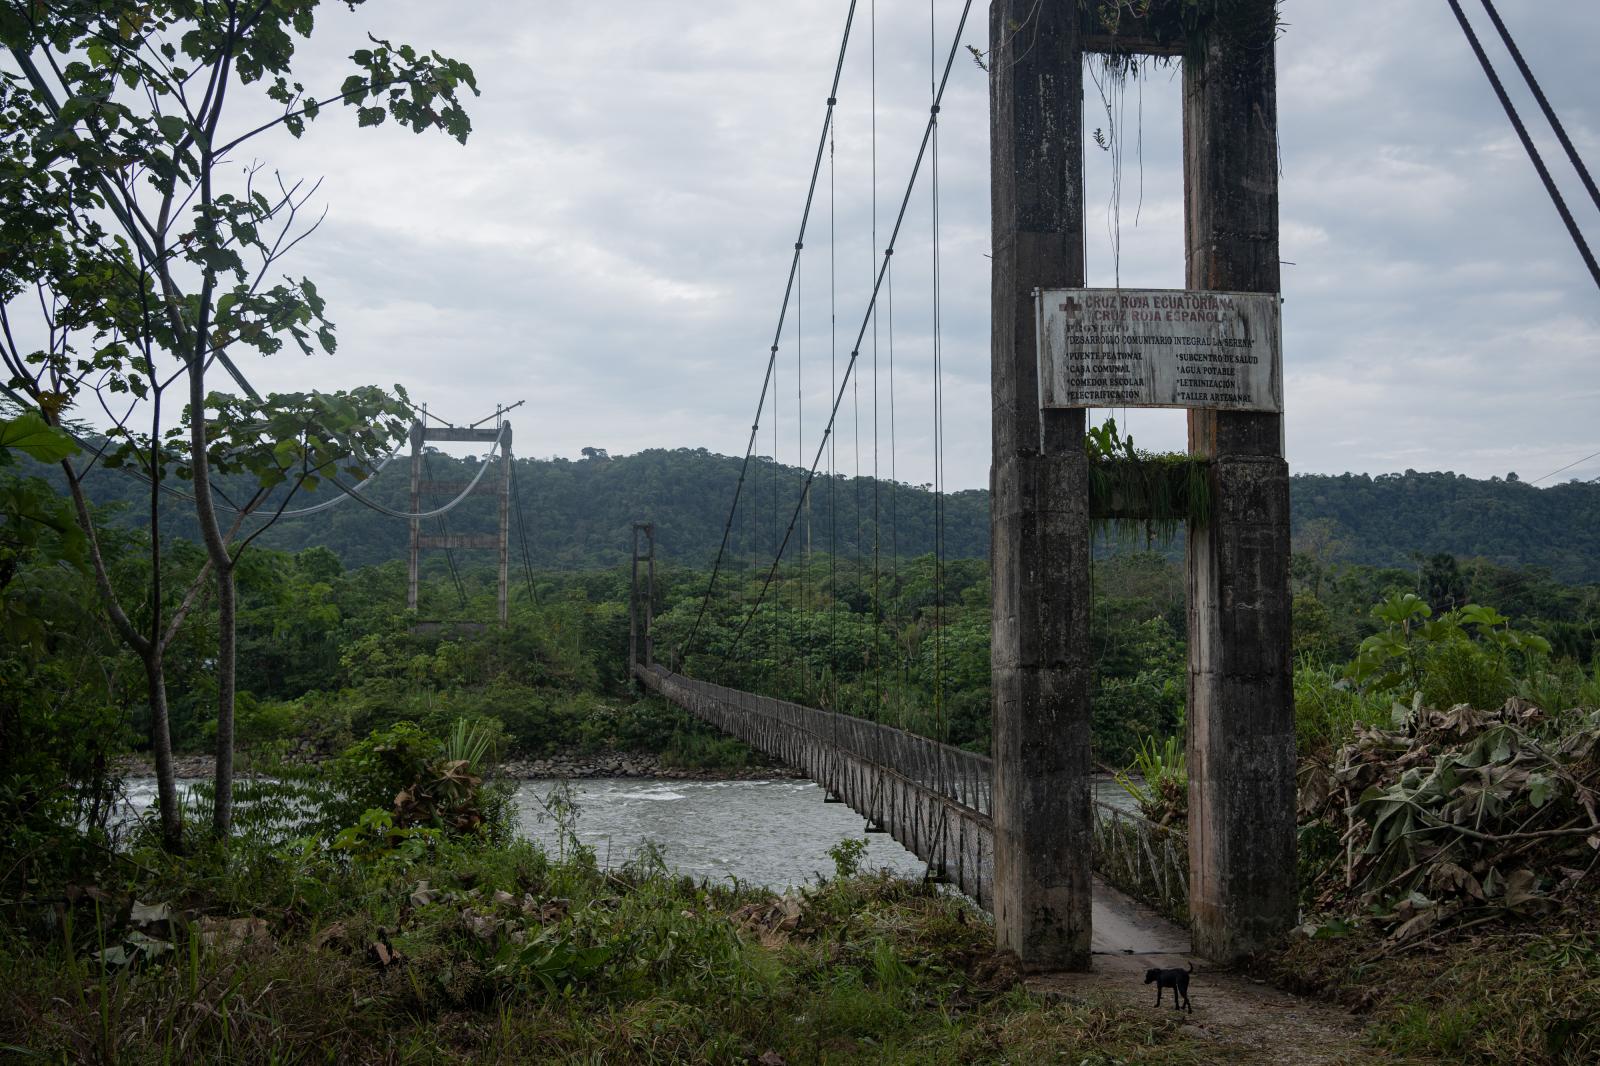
[798,225,808,698]
[887,229,902,723]
[720,0,976,672]
[769,340,778,679]
[829,100,840,708]
[870,0,882,724]
[422,447,468,609]
[929,0,947,741]
[679,1,863,664]
[510,459,538,606]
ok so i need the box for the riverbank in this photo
[115,748,805,782]
[0,829,1371,1065]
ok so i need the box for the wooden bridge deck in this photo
[634,664,1190,958]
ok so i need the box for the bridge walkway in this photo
[634,664,1190,959]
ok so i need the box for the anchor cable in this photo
[1445,0,1600,292]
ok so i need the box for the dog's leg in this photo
[1154,986,1163,1008]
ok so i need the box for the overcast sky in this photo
[207,0,1598,491]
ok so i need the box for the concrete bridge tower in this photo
[987,0,1295,969]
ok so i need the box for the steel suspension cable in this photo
[677,0,863,665]
[294,425,508,523]
[1476,0,1600,216]
[0,378,409,520]
[1529,447,1600,484]
[1445,0,1600,292]
[719,0,976,670]
[870,0,883,724]
[929,0,948,742]
[240,446,404,519]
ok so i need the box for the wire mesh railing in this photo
[1090,800,1190,926]
[648,666,993,817]
[643,664,1192,923]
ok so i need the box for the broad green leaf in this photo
[1527,772,1559,809]
[0,413,79,463]
[155,114,188,143]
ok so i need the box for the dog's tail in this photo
[1187,961,1194,973]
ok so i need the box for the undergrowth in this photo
[0,834,1213,1064]
[1264,914,1600,1065]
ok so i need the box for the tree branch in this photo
[56,454,151,658]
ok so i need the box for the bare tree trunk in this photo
[185,323,239,837]
[211,566,236,835]
[57,459,184,849]
[144,653,183,850]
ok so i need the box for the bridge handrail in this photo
[644,665,994,816]
[1089,798,1190,925]
[644,664,1193,923]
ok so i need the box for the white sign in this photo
[1036,288,1283,413]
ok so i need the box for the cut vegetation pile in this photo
[1298,698,1600,943]
[1276,697,1600,1064]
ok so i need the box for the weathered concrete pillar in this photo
[406,419,423,612]
[989,0,1093,970]
[1182,0,1298,961]
[644,523,655,667]
[498,422,513,624]
[629,523,641,672]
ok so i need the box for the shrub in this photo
[1293,662,1388,756]
[324,719,512,845]
[1346,593,1551,709]
[828,836,869,879]
[330,721,441,822]
[1115,734,1187,826]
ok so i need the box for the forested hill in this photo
[64,446,989,572]
[1288,471,1600,582]
[66,447,1600,581]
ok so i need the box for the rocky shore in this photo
[498,750,801,781]
[116,749,802,782]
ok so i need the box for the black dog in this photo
[1143,961,1193,1012]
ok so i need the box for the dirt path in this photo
[1035,879,1389,1065]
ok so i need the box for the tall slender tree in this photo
[0,0,478,843]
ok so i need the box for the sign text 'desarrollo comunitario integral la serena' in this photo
[1035,288,1283,413]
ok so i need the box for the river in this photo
[119,775,1141,890]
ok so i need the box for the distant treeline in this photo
[56,446,1600,582]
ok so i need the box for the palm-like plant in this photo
[1115,734,1188,827]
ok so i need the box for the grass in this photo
[1293,661,1391,756]
[1261,910,1600,1065]
[0,832,1216,1064]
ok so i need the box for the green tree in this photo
[0,411,132,890]
[0,1,477,842]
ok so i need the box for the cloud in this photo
[40,0,1600,491]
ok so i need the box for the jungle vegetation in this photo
[34,442,1600,579]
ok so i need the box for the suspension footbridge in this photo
[629,0,1300,972]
